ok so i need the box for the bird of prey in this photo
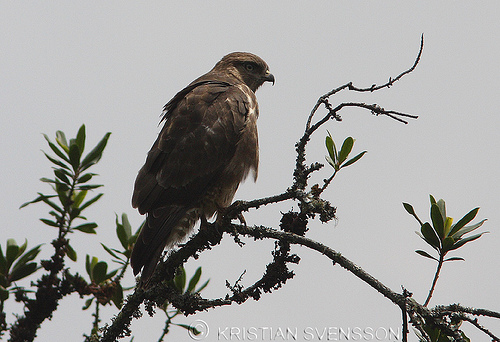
[131,52,274,282]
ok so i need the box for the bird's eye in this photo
[245,63,255,71]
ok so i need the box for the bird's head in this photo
[213,52,274,92]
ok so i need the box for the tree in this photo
[1,35,498,342]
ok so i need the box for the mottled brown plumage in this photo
[131,52,274,282]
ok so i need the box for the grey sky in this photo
[1,2,499,341]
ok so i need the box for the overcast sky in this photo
[1,2,499,341]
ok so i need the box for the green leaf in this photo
[325,133,336,163]
[196,279,210,293]
[449,232,488,251]
[92,261,108,284]
[43,152,71,170]
[40,218,59,228]
[72,190,87,208]
[55,130,69,152]
[429,194,437,205]
[187,267,202,292]
[0,245,7,275]
[122,214,132,241]
[6,239,20,268]
[9,263,38,282]
[82,298,93,310]
[13,244,41,270]
[80,132,111,170]
[101,243,123,261]
[436,199,446,222]
[441,236,455,253]
[452,219,487,239]
[116,220,128,250]
[0,285,9,301]
[444,256,465,262]
[74,223,97,234]
[420,223,441,250]
[43,134,70,163]
[78,184,103,190]
[77,173,94,184]
[337,137,354,164]
[79,193,103,211]
[111,282,123,309]
[449,208,480,237]
[66,243,77,262]
[415,250,438,261]
[403,202,423,225]
[341,151,367,168]
[430,204,445,239]
[39,194,64,213]
[54,169,71,185]
[68,143,81,171]
[75,125,86,154]
[443,217,453,238]
[174,267,186,292]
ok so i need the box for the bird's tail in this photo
[131,205,189,285]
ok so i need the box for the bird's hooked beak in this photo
[264,70,275,85]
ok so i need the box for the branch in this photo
[306,34,424,130]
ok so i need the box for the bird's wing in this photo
[132,80,252,214]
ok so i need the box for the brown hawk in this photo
[131,52,274,282]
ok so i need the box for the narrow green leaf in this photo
[55,130,69,152]
[444,217,453,238]
[40,218,59,228]
[444,256,465,262]
[116,220,128,250]
[430,204,445,239]
[54,169,71,185]
[6,239,20,270]
[196,279,210,293]
[68,144,81,171]
[453,219,487,239]
[43,134,70,163]
[78,184,103,190]
[40,195,64,213]
[415,250,438,261]
[101,243,122,261]
[72,190,87,208]
[74,223,97,234]
[441,236,455,253]
[92,261,108,284]
[66,243,77,262]
[174,267,186,292]
[77,173,94,184]
[0,285,9,301]
[80,193,103,211]
[429,194,437,205]
[325,134,336,163]
[75,125,86,154]
[449,208,480,237]
[436,199,446,222]
[187,267,202,292]
[421,223,441,250]
[111,282,123,309]
[9,263,38,282]
[85,255,92,278]
[403,202,423,225]
[13,245,41,270]
[82,298,94,310]
[338,137,354,164]
[449,232,488,251]
[0,245,7,274]
[122,214,132,241]
[43,152,71,170]
[341,150,366,168]
[80,132,111,169]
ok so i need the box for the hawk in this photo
[131,52,274,282]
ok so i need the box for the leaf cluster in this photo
[404,195,487,262]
